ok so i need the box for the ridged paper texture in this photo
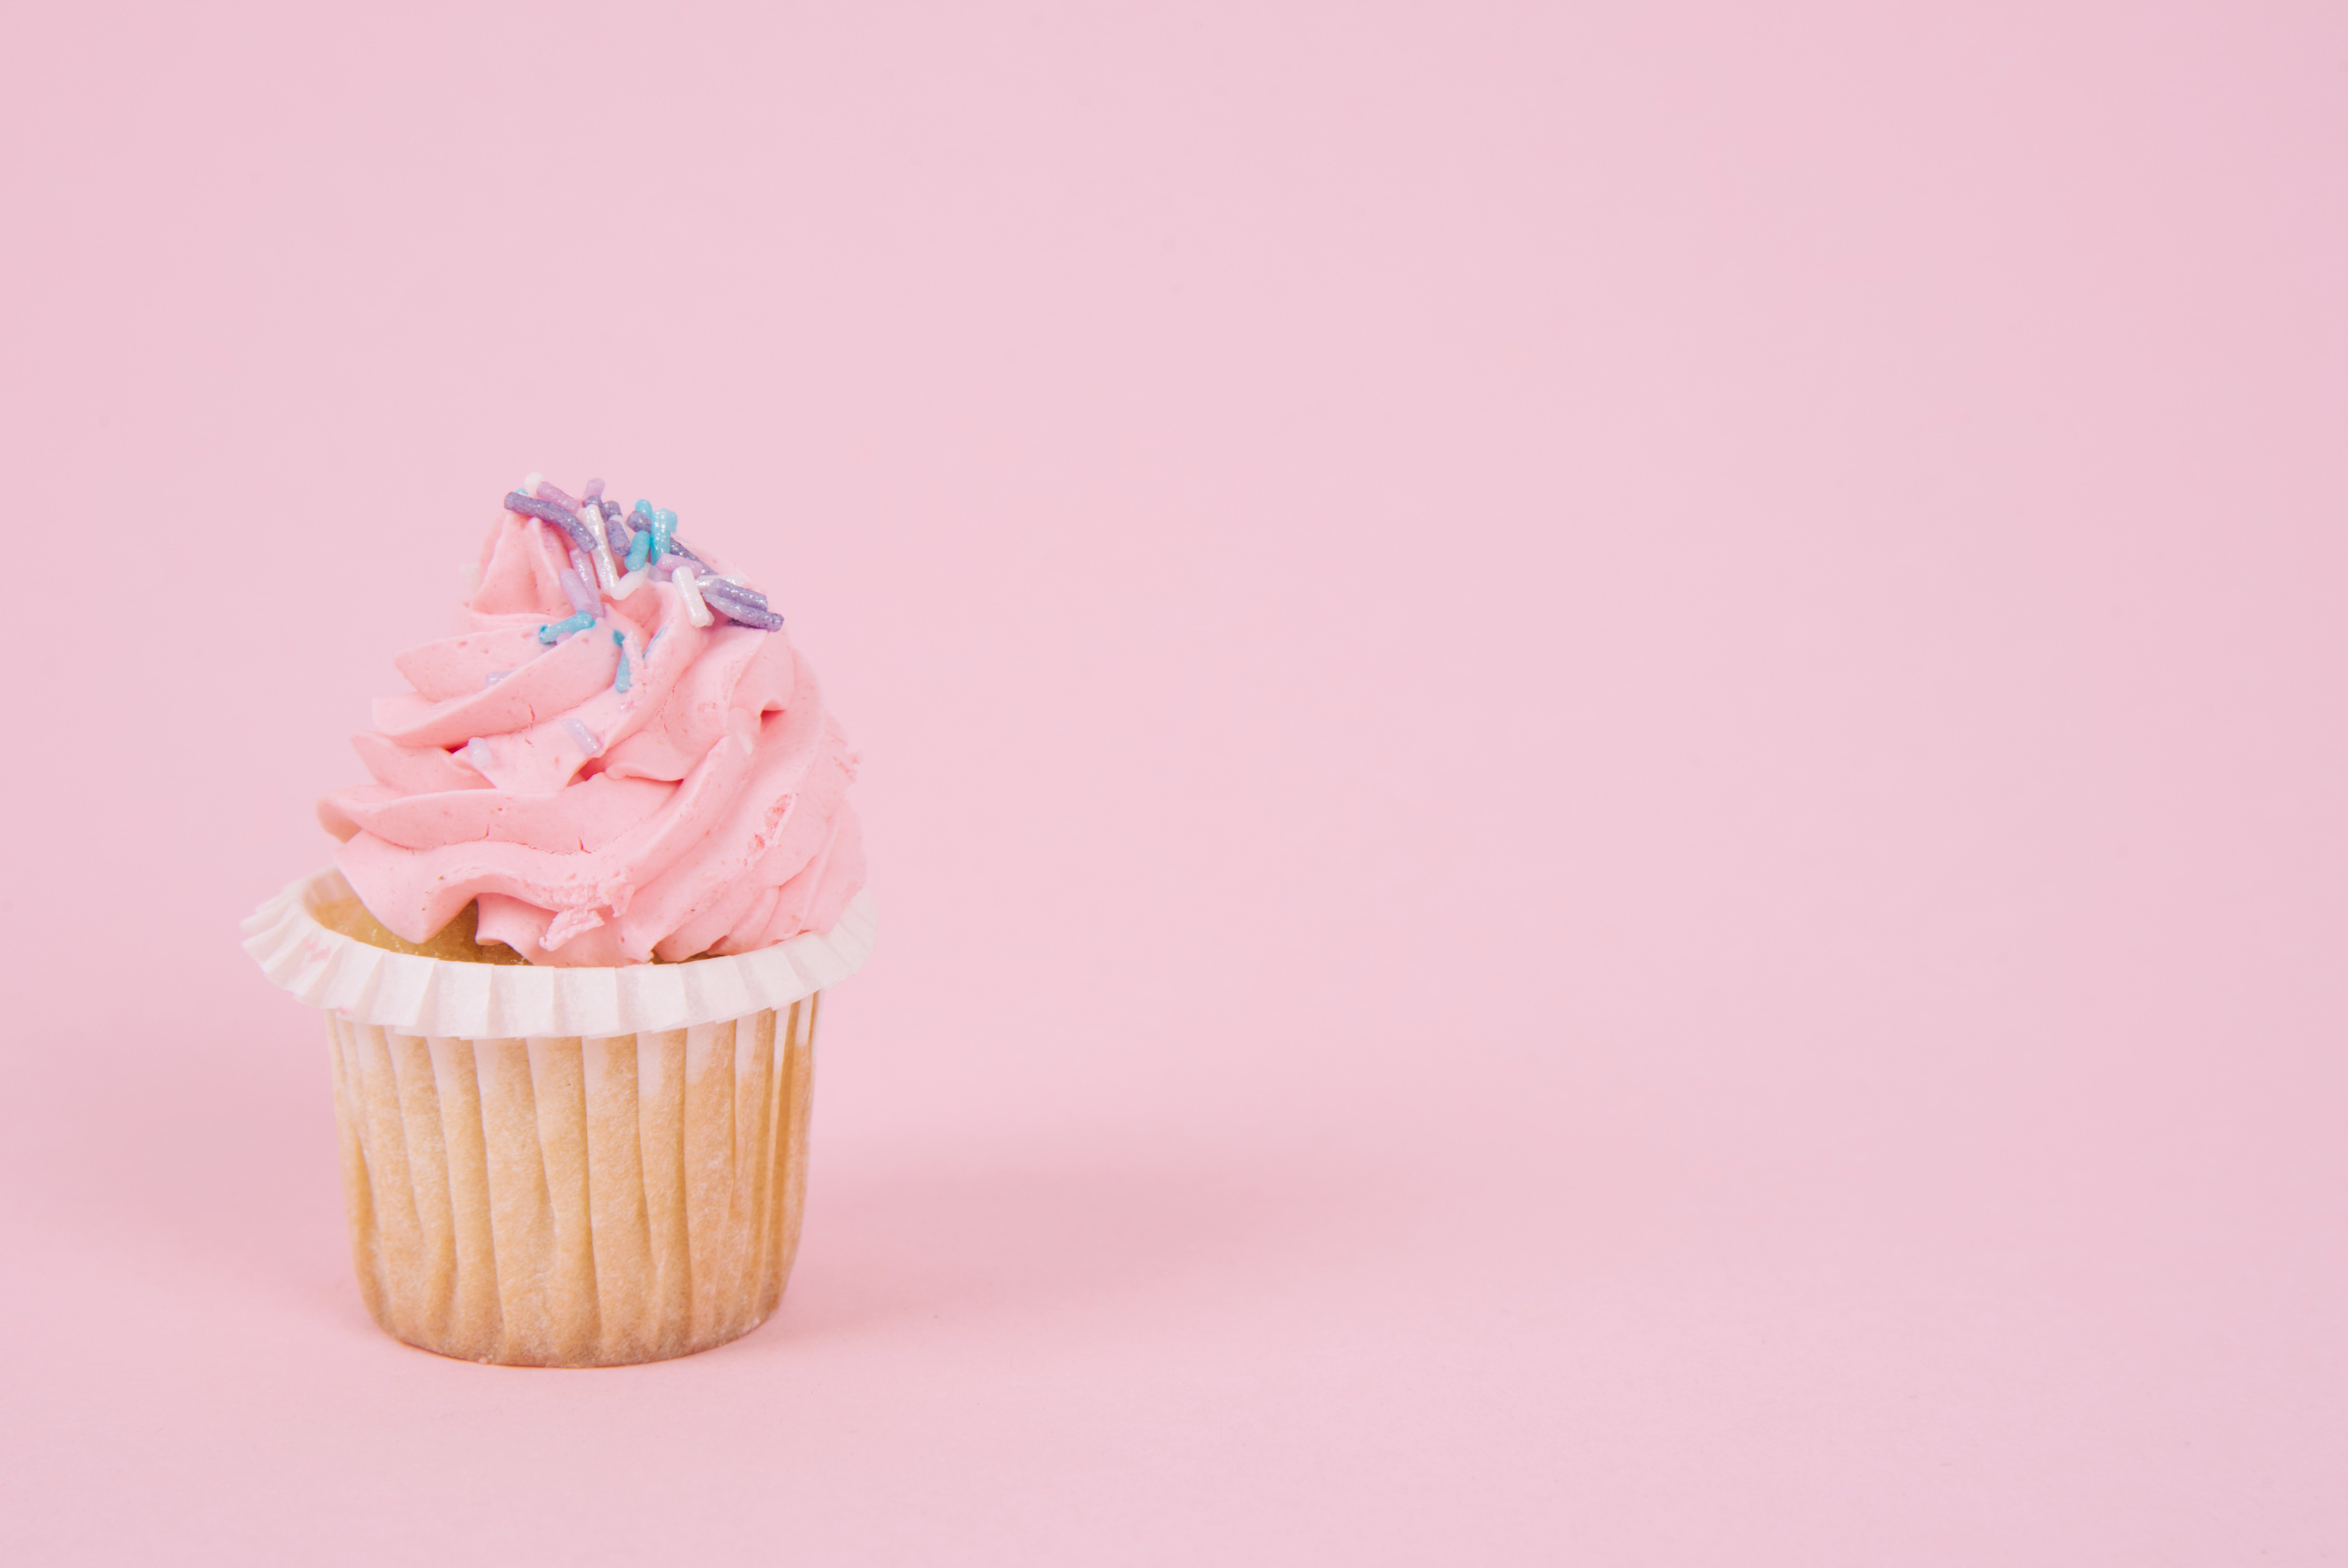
[325,998,818,1366]
[244,868,875,1038]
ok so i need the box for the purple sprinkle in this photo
[502,491,598,556]
[562,718,602,756]
[581,477,606,506]
[483,669,509,686]
[557,563,599,618]
[698,574,769,608]
[532,479,583,513]
[600,498,634,554]
[667,538,709,567]
[702,580,785,630]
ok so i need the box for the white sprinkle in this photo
[608,567,646,600]
[562,718,602,757]
[593,541,623,591]
[672,566,714,628]
[483,669,508,686]
[460,737,494,774]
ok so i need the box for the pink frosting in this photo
[319,506,865,966]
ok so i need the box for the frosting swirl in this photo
[318,493,865,967]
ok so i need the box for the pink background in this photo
[3,3,2343,1561]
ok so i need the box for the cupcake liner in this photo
[327,999,817,1365]
[243,867,875,1037]
[244,866,873,1366]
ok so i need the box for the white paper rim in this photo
[242,867,876,1039]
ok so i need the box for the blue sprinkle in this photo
[625,529,651,572]
[651,508,677,558]
[615,651,633,695]
[612,628,624,644]
[537,610,595,645]
[631,498,654,519]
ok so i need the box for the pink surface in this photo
[2,3,2343,1562]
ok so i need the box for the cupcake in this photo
[245,474,873,1366]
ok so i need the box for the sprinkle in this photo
[562,718,602,756]
[697,573,768,607]
[556,562,599,618]
[460,737,495,774]
[703,580,785,630]
[613,631,633,694]
[503,492,598,556]
[582,509,624,589]
[483,669,508,686]
[671,565,715,628]
[499,474,786,639]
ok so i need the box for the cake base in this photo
[324,996,817,1366]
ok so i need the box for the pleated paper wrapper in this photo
[243,868,876,1366]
